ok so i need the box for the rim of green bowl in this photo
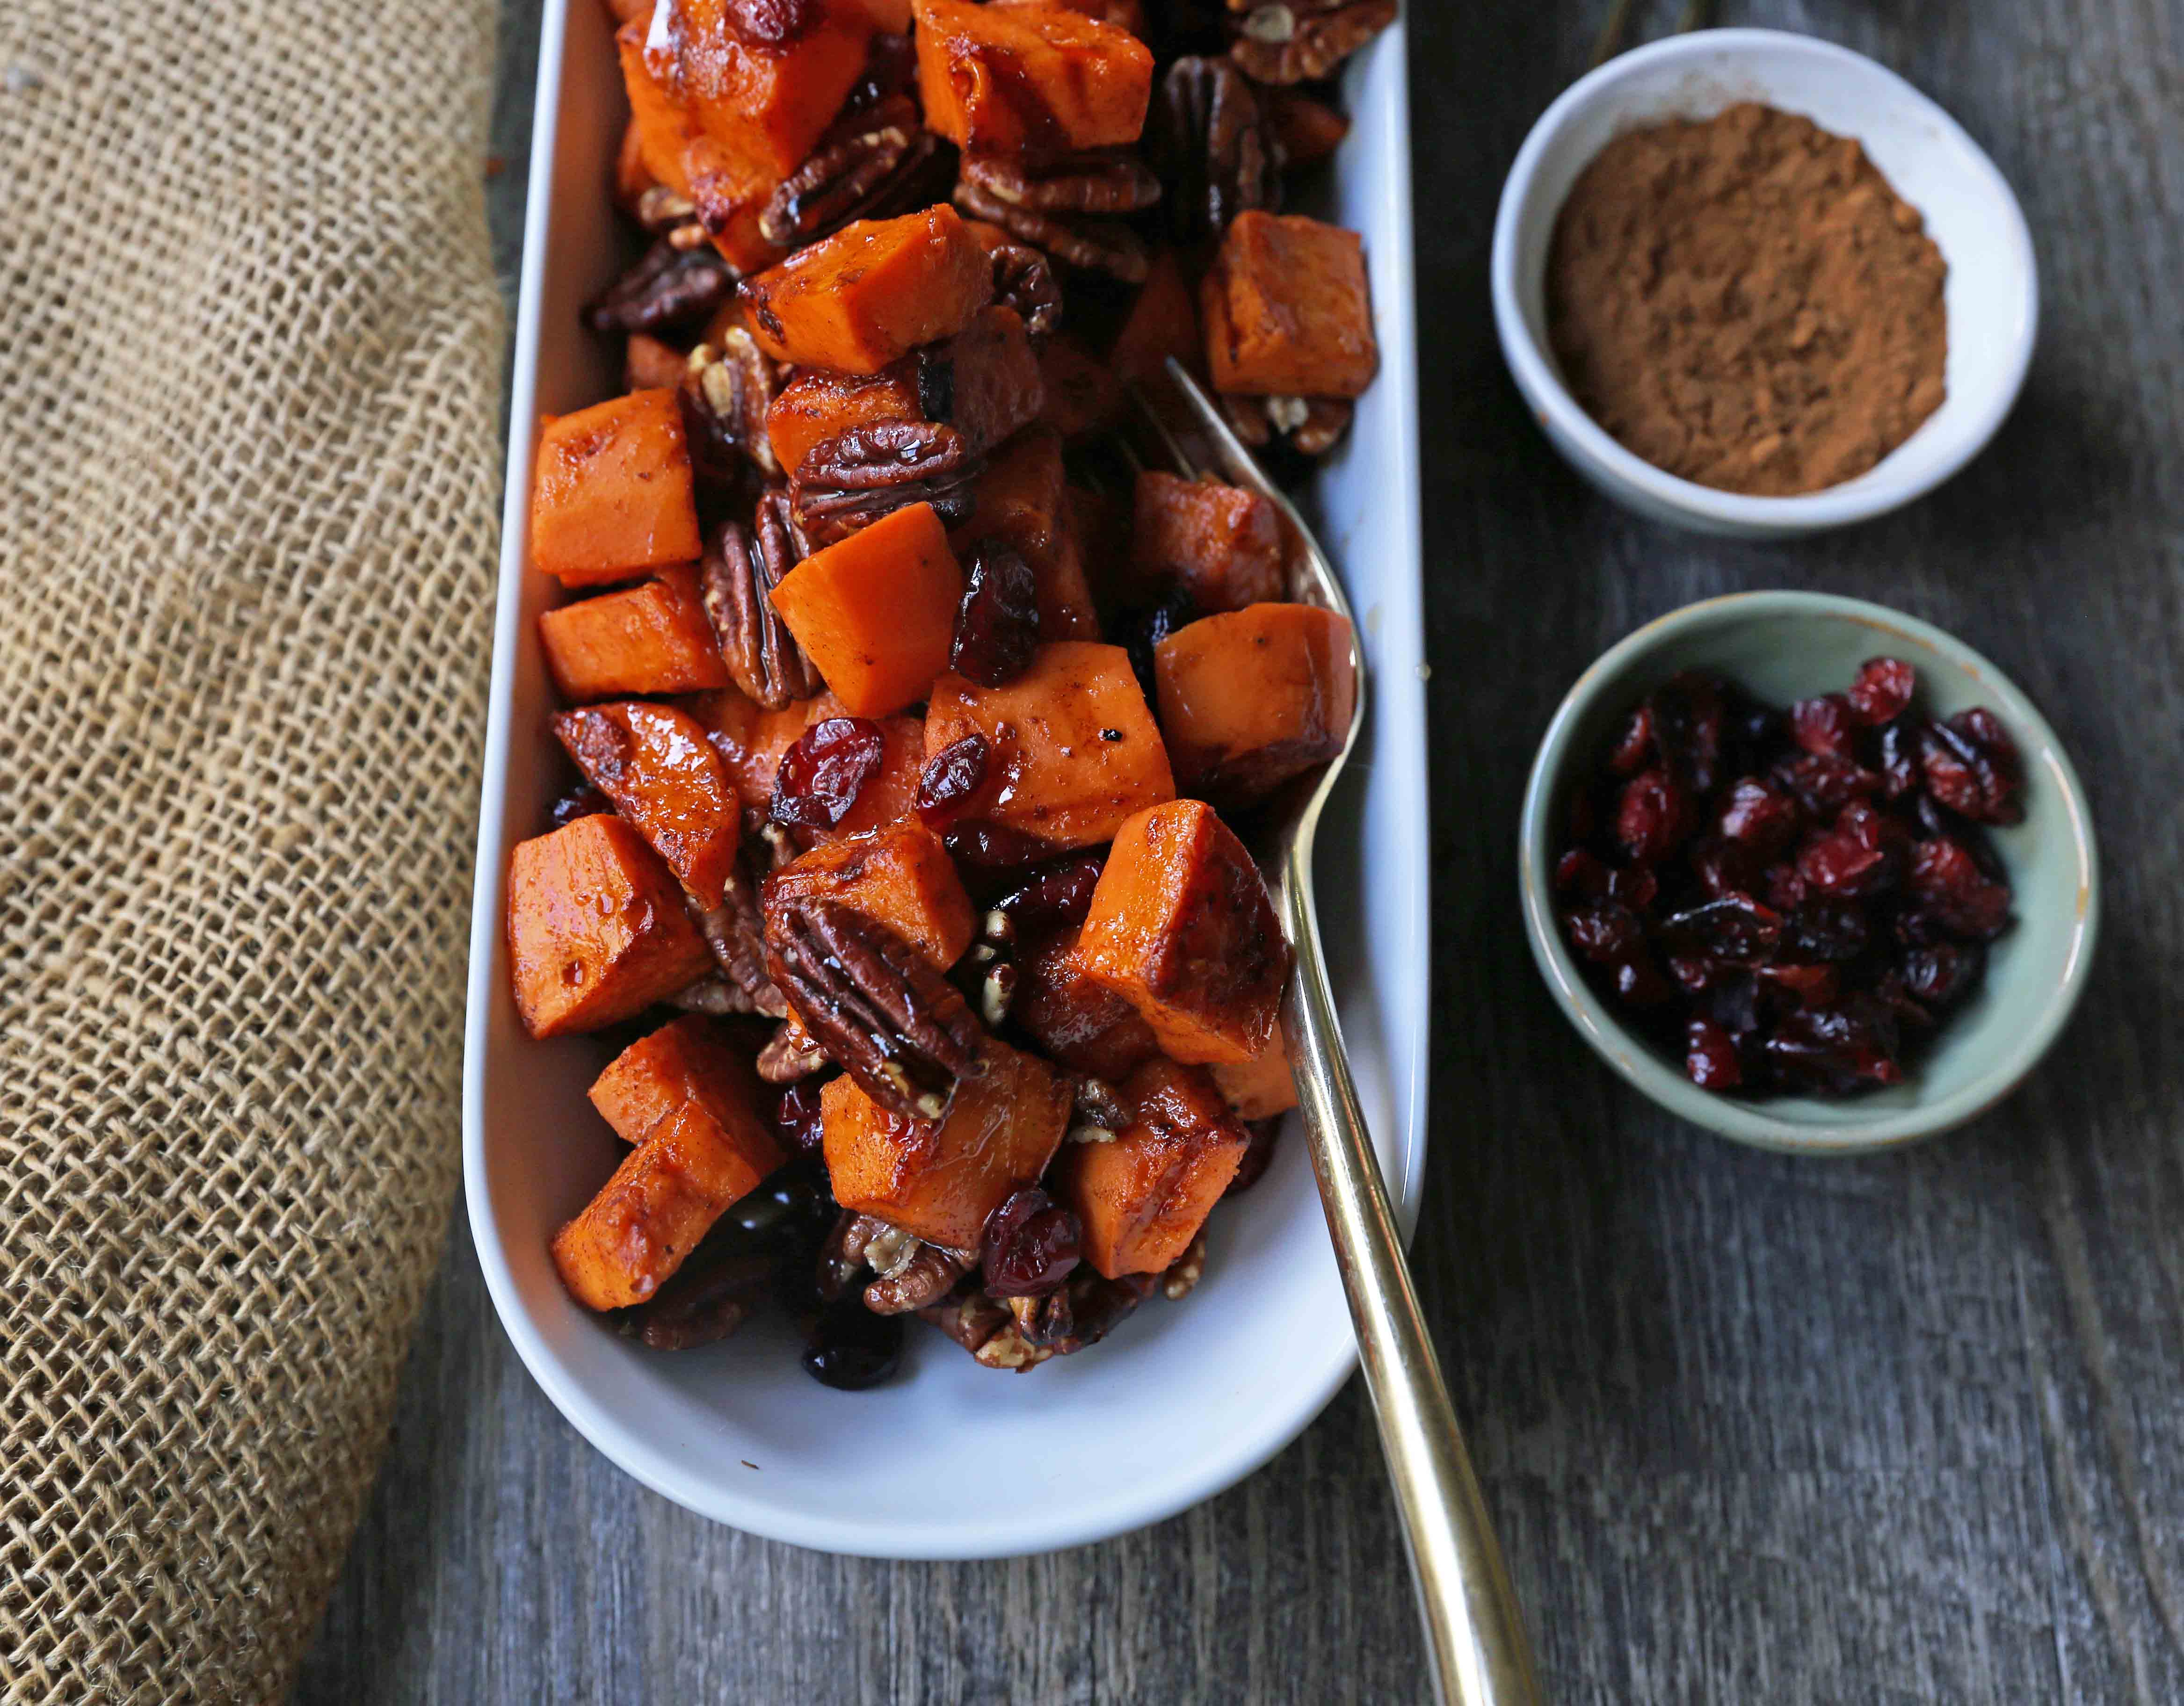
[1517,590,2101,1154]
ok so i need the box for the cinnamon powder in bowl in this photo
[1546,101,1948,498]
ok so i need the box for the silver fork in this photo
[1128,361,1542,1706]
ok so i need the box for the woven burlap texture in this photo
[0,0,503,1699]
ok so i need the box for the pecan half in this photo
[988,240,1062,336]
[585,236,737,335]
[764,899,989,1119]
[789,419,982,544]
[680,329,780,482]
[689,860,786,1016]
[759,96,945,247]
[959,149,1161,216]
[819,1209,893,1300]
[701,500,818,709]
[635,184,700,236]
[918,1284,1013,1355]
[954,180,1150,283]
[865,1243,974,1314]
[1148,56,1277,245]
[1161,1231,1208,1301]
[756,1017,828,1082]
[1220,391,1353,457]
[1228,0,1396,83]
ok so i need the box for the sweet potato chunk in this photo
[551,1017,786,1308]
[624,333,689,393]
[914,0,1153,155]
[553,701,742,910]
[1015,923,1161,1081]
[654,0,872,183]
[994,0,1144,32]
[822,1041,1072,1248]
[1264,88,1350,168]
[923,642,1175,849]
[682,687,835,807]
[1129,470,1284,612]
[949,427,1100,640]
[538,564,730,701]
[816,712,927,842]
[1074,799,1288,1064]
[768,502,964,716]
[1037,333,1126,440]
[763,822,974,968]
[742,205,993,374]
[1153,604,1356,807]
[531,390,702,585]
[1202,211,1379,398]
[1057,1058,1249,1277]
[507,815,713,1039]
[1111,249,1202,387]
[1211,1025,1298,1119]
[764,305,1042,477]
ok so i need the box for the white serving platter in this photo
[463,0,1428,1559]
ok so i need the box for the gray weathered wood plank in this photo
[295,0,2184,1699]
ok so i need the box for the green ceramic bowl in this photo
[1518,592,2100,1154]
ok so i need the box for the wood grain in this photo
[295,0,2184,1699]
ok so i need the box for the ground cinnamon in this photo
[1545,101,1948,497]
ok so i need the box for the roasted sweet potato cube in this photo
[815,712,928,843]
[551,1016,786,1308]
[661,0,872,183]
[1037,333,1126,440]
[507,815,714,1039]
[949,427,1100,640]
[765,366,923,484]
[624,333,689,393]
[680,687,828,807]
[538,564,730,701]
[531,390,702,585]
[618,21,709,200]
[923,642,1175,849]
[1015,923,1161,1080]
[913,0,1153,155]
[741,205,993,374]
[1202,211,1379,398]
[1057,1058,1249,1277]
[822,1041,1073,1248]
[763,822,973,968]
[768,502,965,716]
[1130,471,1284,612]
[553,701,743,910]
[615,114,656,211]
[1263,88,1350,168]
[1153,604,1356,807]
[994,0,1145,31]
[1211,1024,1297,1119]
[1074,799,1289,1063]
[1110,249,1202,386]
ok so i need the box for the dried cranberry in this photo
[1761,862,1810,911]
[1684,1019,1743,1090]
[944,818,1056,870]
[1616,768,1691,862]
[1716,777,1801,856]
[1564,901,1645,965]
[1773,752,1880,816]
[771,715,885,828]
[1705,972,1762,1036]
[1794,802,1904,898]
[1790,693,1857,759]
[1607,863,1657,911]
[1226,1117,1281,1196]
[1907,838,2014,940]
[724,0,819,46]
[1612,957,1671,1008]
[1660,893,1783,964]
[1848,657,1916,725]
[1876,721,1921,801]
[1756,962,1839,1007]
[1669,954,1720,994]
[1783,900,1870,962]
[1762,999,1904,1095]
[1648,672,1727,793]
[550,783,612,828]
[916,732,990,826]
[774,1077,830,1157]
[994,850,1108,933]
[982,1186,1083,1296]
[1691,836,1760,900]
[802,1297,903,1389]
[1901,940,1986,1009]
[1918,713,2024,825]
[951,539,1042,687]
[1606,704,1654,774]
[1555,848,1611,899]
[1117,584,1198,704]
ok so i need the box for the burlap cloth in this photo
[0,0,505,1698]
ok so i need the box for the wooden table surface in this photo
[294,2,2184,1699]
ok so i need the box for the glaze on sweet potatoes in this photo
[1210,1024,1298,1120]
[822,1041,1073,1248]
[553,701,743,911]
[1129,471,1284,612]
[531,389,702,585]
[551,1016,786,1308]
[762,821,975,969]
[949,427,1101,640]
[1056,1057,1250,1277]
[1014,922,1161,1081]
[767,501,965,716]
[1110,249,1202,387]
[741,204,994,374]
[1073,799,1289,1064]
[923,641,1175,849]
[913,0,1154,156]
[1201,211,1379,399]
[507,814,714,1039]
[1153,603,1356,807]
[538,564,731,701]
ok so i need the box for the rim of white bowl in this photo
[1489,29,2039,533]
[1516,591,2101,1154]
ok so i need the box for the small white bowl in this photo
[1490,29,2038,539]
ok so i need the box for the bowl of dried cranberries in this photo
[1519,591,2099,1153]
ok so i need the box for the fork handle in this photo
[1279,875,1543,1706]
